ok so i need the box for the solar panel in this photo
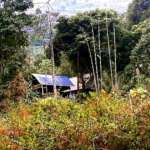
[55,76,73,87]
[38,76,52,85]
[32,74,73,87]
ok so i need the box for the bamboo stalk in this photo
[113,23,118,90]
[106,11,114,89]
[47,6,57,97]
[91,21,100,93]
[97,19,103,90]
[86,39,98,95]
[81,29,98,95]
[83,30,98,94]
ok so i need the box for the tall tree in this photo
[53,9,136,90]
[106,11,114,89]
[97,19,103,90]
[113,23,118,90]
[0,0,33,74]
[91,20,100,92]
[0,0,33,96]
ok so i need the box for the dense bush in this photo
[0,92,149,149]
[5,72,28,101]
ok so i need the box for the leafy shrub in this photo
[5,72,28,101]
[0,93,149,149]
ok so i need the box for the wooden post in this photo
[46,85,48,95]
[41,85,44,96]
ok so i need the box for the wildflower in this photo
[130,89,137,97]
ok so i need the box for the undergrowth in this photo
[0,91,149,150]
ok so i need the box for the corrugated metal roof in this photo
[32,74,73,87]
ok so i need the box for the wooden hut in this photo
[32,74,73,96]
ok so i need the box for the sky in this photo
[31,0,133,15]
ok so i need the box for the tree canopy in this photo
[53,9,136,76]
[0,0,33,77]
[127,0,150,26]
[130,19,150,76]
[0,0,33,97]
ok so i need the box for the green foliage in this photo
[127,0,150,26]
[29,53,74,76]
[132,19,150,35]
[0,0,33,62]
[32,55,53,74]
[0,0,33,97]
[0,92,149,149]
[130,19,150,76]
[53,9,135,75]
[57,52,75,76]
[121,19,150,90]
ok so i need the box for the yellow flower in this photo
[130,89,137,97]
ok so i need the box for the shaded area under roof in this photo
[32,74,73,87]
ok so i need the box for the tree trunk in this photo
[86,39,98,95]
[113,23,118,90]
[48,11,57,97]
[106,12,114,89]
[91,22,100,93]
[98,19,103,90]
[80,27,98,95]
[77,51,80,94]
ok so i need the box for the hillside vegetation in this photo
[0,0,150,149]
[0,91,149,149]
